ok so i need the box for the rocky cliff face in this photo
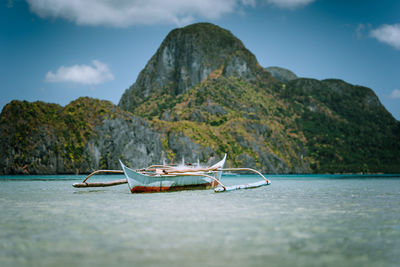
[1,22,399,174]
[118,23,276,115]
[0,98,163,174]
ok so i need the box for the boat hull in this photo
[120,156,226,193]
[130,182,217,193]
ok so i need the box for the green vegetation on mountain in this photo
[0,98,127,174]
[278,78,400,173]
[147,75,309,172]
[119,22,275,114]
[1,22,399,174]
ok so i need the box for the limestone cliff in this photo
[118,22,276,116]
[0,98,163,174]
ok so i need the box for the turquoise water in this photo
[1,174,400,267]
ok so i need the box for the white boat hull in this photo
[120,156,226,193]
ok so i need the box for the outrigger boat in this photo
[73,154,271,193]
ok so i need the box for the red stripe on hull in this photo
[130,182,217,193]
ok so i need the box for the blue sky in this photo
[1,0,400,120]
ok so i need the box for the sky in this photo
[1,0,400,120]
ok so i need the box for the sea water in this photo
[0,174,399,267]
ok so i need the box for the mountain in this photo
[0,98,163,174]
[265,66,297,82]
[279,78,400,172]
[118,22,277,117]
[1,23,399,174]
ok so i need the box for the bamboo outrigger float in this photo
[73,154,271,193]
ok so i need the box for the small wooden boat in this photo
[73,154,271,193]
[120,155,227,193]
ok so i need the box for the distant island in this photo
[1,23,399,175]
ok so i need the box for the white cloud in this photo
[45,60,114,85]
[267,0,315,9]
[370,23,400,50]
[27,0,246,27]
[26,0,311,27]
[389,89,400,99]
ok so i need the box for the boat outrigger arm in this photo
[215,168,271,192]
[73,158,271,193]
